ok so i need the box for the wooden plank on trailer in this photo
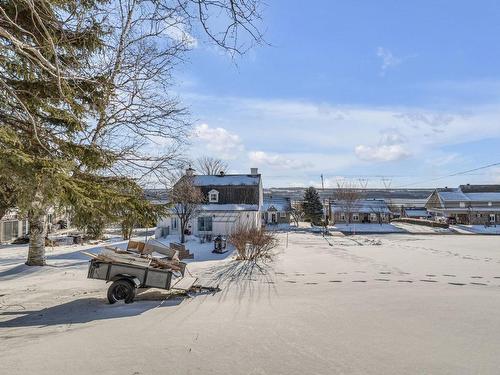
[170,276,198,291]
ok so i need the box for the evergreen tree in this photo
[303,187,323,225]
[0,0,128,264]
[1,0,264,266]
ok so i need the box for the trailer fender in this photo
[107,274,141,288]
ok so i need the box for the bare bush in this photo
[228,226,278,261]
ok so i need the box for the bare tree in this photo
[290,201,305,227]
[195,156,228,175]
[170,174,205,243]
[228,225,277,261]
[1,0,265,265]
[334,181,363,224]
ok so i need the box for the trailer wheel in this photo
[107,279,136,304]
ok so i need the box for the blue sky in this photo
[171,0,500,188]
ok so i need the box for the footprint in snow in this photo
[375,278,390,281]
[305,282,318,285]
[397,280,413,283]
[471,276,483,279]
[471,282,487,286]
[352,280,367,283]
[449,282,466,286]
[285,280,297,284]
[329,280,342,283]
[443,274,456,277]
[420,279,437,283]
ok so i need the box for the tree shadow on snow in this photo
[197,260,278,305]
[0,243,120,281]
[0,296,182,328]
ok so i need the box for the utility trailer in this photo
[87,258,198,304]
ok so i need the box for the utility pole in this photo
[321,174,327,235]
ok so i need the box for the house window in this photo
[198,216,213,232]
[488,202,493,207]
[352,214,359,222]
[370,213,377,222]
[208,190,219,203]
[280,211,286,218]
[171,217,178,230]
[340,213,346,221]
[490,214,496,223]
[459,202,466,208]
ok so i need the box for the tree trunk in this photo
[180,218,186,243]
[26,210,47,266]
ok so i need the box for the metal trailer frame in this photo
[87,259,192,304]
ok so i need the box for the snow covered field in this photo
[2,232,500,374]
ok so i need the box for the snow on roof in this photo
[332,199,391,214]
[199,204,259,212]
[436,187,500,202]
[404,209,430,217]
[193,174,260,186]
[263,197,291,211]
[436,189,470,202]
[465,193,500,202]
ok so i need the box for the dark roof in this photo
[263,196,292,211]
[193,174,260,187]
[459,184,500,193]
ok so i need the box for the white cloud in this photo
[355,129,411,162]
[248,151,313,169]
[355,144,411,162]
[193,123,243,159]
[163,19,198,48]
[183,94,500,186]
[377,47,402,75]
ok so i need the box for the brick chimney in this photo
[250,167,259,175]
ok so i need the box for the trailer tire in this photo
[107,279,136,304]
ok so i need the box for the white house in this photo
[157,168,263,238]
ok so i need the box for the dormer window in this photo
[208,189,219,203]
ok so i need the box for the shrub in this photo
[228,226,278,261]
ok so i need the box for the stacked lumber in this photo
[82,246,184,273]
[170,242,194,260]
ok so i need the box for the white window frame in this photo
[280,211,286,218]
[352,214,359,222]
[340,213,346,221]
[208,189,219,203]
[459,202,466,208]
[171,217,178,230]
[490,214,496,223]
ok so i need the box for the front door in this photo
[271,212,277,224]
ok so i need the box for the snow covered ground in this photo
[2,232,500,374]
[329,223,406,234]
[452,224,500,235]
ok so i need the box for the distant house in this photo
[0,207,66,244]
[262,196,291,225]
[157,168,263,237]
[331,199,392,224]
[425,184,500,225]
[401,207,431,220]
[0,210,29,244]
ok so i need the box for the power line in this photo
[396,162,500,188]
